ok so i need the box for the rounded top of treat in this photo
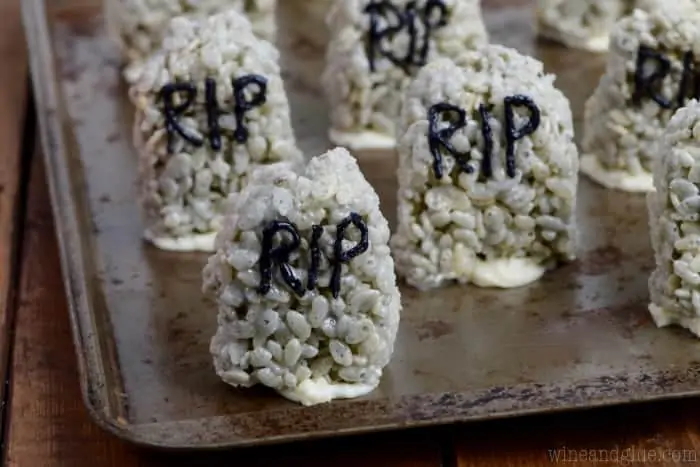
[401,43,573,141]
[116,1,277,32]
[218,147,384,239]
[610,0,700,55]
[326,0,488,65]
[328,0,485,34]
[125,8,280,94]
[114,0,277,62]
[163,8,253,50]
[399,45,578,204]
[118,0,240,26]
[324,0,488,80]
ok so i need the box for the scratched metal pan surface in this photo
[22,0,700,450]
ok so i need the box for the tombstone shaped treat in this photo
[582,1,700,193]
[648,100,700,338]
[392,46,579,291]
[127,10,303,252]
[202,148,401,406]
[536,0,634,52]
[106,0,277,64]
[322,0,488,151]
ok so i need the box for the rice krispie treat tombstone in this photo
[322,0,488,151]
[127,10,302,252]
[536,0,634,52]
[392,46,579,291]
[648,100,700,337]
[203,148,401,406]
[582,2,700,193]
[106,0,277,64]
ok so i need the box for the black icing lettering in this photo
[633,45,672,109]
[478,104,494,179]
[693,59,700,104]
[205,78,222,151]
[233,75,268,144]
[428,102,471,179]
[257,221,305,297]
[428,96,539,180]
[504,95,540,179]
[364,1,406,72]
[418,0,448,64]
[330,213,369,299]
[159,82,203,153]
[677,51,698,108]
[364,0,448,73]
[405,2,419,69]
[306,225,324,291]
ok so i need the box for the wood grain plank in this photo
[453,400,700,467]
[0,0,29,411]
[4,153,141,466]
[3,151,444,466]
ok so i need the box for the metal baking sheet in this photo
[23,0,700,450]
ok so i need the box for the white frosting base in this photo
[279,376,377,407]
[537,22,610,52]
[329,128,396,151]
[467,258,546,289]
[584,35,610,52]
[580,154,655,193]
[143,230,217,252]
[649,304,700,338]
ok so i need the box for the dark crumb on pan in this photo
[575,245,624,276]
[415,320,454,341]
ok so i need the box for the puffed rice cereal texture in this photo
[127,10,303,252]
[202,147,402,406]
[392,45,579,291]
[105,0,277,64]
[648,99,700,338]
[536,0,635,52]
[322,0,488,151]
[582,1,700,193]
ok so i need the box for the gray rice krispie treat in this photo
[648,100,700,337]
[106,0,277,63]
[582,1,700,193]
[203,147,401,406]
[322,0,488,151]
[127,10,302,252]
[536,0,635,52]
[392,46,579,291]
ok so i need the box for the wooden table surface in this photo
[4,1,700,466]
